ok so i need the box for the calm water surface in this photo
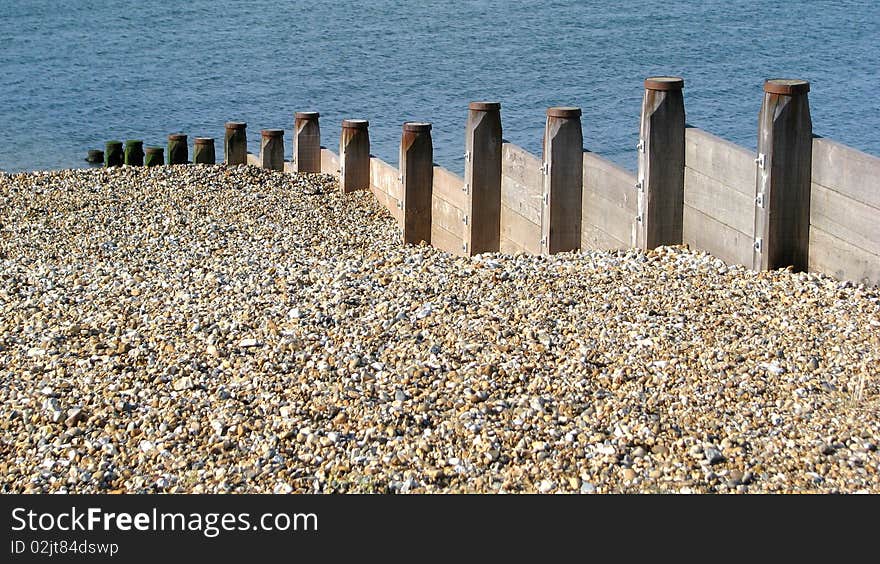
[1,0,877,173]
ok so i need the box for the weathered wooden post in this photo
[104,141,123,167]
[752,79,813,272]
[124,140,144,166]
[86,149,104,164]
[167,133,188,165]
[224,122,247,165]
[464,101,503,255]
[542,107,583,254]
[637,76,685,250]
[400,122,433,245]
[260,129,285,171]
[339,119,370,192]
[193,137,216,164]
[144,147,164,167]
[294,112,321,173]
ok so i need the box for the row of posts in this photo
[91,76,811,272]
[374,75,812,272]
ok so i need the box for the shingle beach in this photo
[1,165,877,493]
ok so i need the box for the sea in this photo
[1,0,878,174]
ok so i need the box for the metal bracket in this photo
[755,153,766,169]
[462,182,469,194]
[397,174,403,183]
[541,162,550,176]
[636,215,643,223]
[462,214,468,225]
[637,140,645,153]
[462,242,468,253]
[542,193,549,205]
[464,151,471,163]
[635,181,643,192]
[755,193,765,208]
[396,199,402,209]
[540,236,547,246]
[754,238,763,252]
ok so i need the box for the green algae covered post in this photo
[145,146,164,167]
[167,133,188,165]
[193,137,216,164]
[124,140,144,166]
[105,141,123,167]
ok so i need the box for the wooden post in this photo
[339,119,370,192]
[86,149,104,165]
[637,76,685,250]
[124,140,144,166]
[144,147,164,167]
[294,112,321,173]
[400,122,433,245]
[193,138,215,164]
[464,101,502,255]
[224,122,247,165]
[260,129,284,171]
[167,133,188,165]
[104,141,123,167]
[542,107,583,254]
[752,79,813,272]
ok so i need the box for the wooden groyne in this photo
[94,76,880,285]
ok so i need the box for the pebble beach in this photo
[0,165,878,494]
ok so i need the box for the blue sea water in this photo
[1,0,877,174]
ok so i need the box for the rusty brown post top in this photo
[261,128,284,137]
[464,101,503,255]
[542,107,583,254]
[400,122,434,245]
[753,78,813,272]
[637,75,686,250]
[340,119,370,193]
[295,112,321,173]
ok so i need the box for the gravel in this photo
[0,164,878,493]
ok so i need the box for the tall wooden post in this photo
[295,112,321,173]
[542,107,583,254]
[167,133,188,165]
[124,140,144,166]
[637,76,685,250]
[464,101,502,255]
[224,122,247,165]
[193,138,215,164]
[400,122,433,245]
[339,119,370,193]
[260,129,285,171]
[752,79,812,272]
[144,147,164,167]
[86,149,104,165]
[105,141,123,167]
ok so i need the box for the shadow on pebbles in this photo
[0,165,878,493]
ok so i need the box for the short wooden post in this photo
[400,122,433,245]
[637,76,685,250]
[294,112,321,173]
[752,79,813,272]
[224,122,247,165]
[193,138,216,164]
[260,129,285,171]
[464,101,502,255]
[86,149,104,164]
[144,147,164,167]
[542,107,583,254]
[167,133,188,165]
[104,141,123,167]
[339,119,370,192]
[124,140,144,166]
